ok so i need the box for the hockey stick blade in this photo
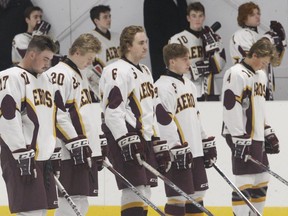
[54,176,83,216]
[136,154,214,216]
[212,163,262,216]
[246,155,288,187]
[103,160,165,216]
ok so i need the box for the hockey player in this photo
[230,1,286,100]
[155,43,217,215]
[85,5,120,98]
[169,2,226,101]
[0,35,88,216]
[45,33,102,216]
[99,25,170,216]
[222,38,280,216]
[11,6,51,65]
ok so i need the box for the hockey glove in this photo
[201,26,220,54]
[65,136,92,167]
[96,134,108,171]
[190,60,210,81]
[50,147,61,178]
[170,143,193,170]
[202,136,217,168]
[270,21,286,43]
[152,138,171,173]
[12,149,37,184]
[117,133,144,165]
[232,135,251,160]
[32,20,51,36]
[264,126,280,154]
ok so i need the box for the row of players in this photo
[1,1,283,216]
[11,2,286,102]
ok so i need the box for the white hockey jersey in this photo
[11,33,32,64]
[46,58,101,158]
[170,29,225,97]
[0,66,78,160]
[155,72,206,157]
[222,62,267,141]
[99,59,158,141]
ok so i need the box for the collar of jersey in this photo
[164,69,185,83]
[94,27,111,40]
[240,59,256,74]
[243,25,258,33]
[62,57,82,78]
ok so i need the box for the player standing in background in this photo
[155,43,217,215]
[11,6,51,65]
[46,33,102,216]
[85,5,120,98]
[230,1,286,100]
[99,25,170,216]
[222,38,280,216]
[169,2,226,101]
[0,35,81,216]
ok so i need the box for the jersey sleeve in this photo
[100,66,133,140]
[0,73,26,152]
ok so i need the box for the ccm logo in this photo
[19,151,35,159]
[175,148,190,155]
[119,135,140,146]
[69,139,88,149]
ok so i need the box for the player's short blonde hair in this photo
[119,25,145,58]
[237,2,260,27]
[69,33,101,55]
[163,43,189,67]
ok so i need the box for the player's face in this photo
[75,51,97,70]
[95,11,111,31]
[187,10,205,31]
[127,32,148,63]
[31,50,54,74]
[245,8,261,27]
[26,10,43,29]
[252,55,270,71]
[170,54,190,75]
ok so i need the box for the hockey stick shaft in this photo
[212,164,262,216]
[136,155,214,216]
[103,160,165,216]
[54,176,83,216]
[246,155,288,186]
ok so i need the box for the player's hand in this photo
[152,138,171,173]
[117,133,144,165]
[50,147,61,178]
[190,60,210,80]
[270,21,286,42]
[264,126,280,154]
[201,26,220,54]
[65,136,92,167]
[32,20,51,36]
[12,148,37,184]
[232,135,251,160]
[96,134,108,171]
[170,143,193,170]
[202,136,217,168]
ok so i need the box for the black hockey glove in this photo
[32,20,51,36]
[117,133,144,165]
[270,21,286,42]
[202,136,217,168]
[12,149,37,184]
[65,136,92,167]
[232,135,251,160]
[190,60,210,81]
[170,143,193,170]
[96,134,108,171]
[152,138,171,173]
[264,126,280,154]
[50,147,61,178]
[201,26,220,54]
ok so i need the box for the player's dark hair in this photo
[187,2,205,16]
[237,2,260,27]
[69,33,101,55]
[163,43,189,67]
[119,25,145,58]
[27,35,57,53]
[24,6,43,19]
[90,5,111,23]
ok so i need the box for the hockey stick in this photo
[246,155,288,187]
[212,163,262,216]
[102,160,165,216]
[54,176,83,216]
[136,154,214,216]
